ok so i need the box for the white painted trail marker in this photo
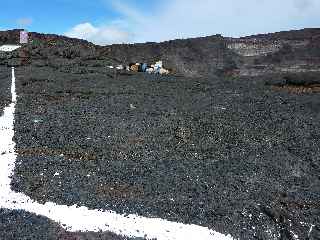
[0,45,21,52]
[0,67,234,240]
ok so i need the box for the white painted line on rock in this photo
[0,45,21,52]
[0,67,234,240]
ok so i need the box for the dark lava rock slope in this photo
[0,208,131,240]
[9,64,320,240]
[0,29,320,240]
[0,66,11,114]
[104,28,320,77]
[1,28,320,77]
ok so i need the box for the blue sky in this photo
[1,0,320,45]
[0,0,123,33]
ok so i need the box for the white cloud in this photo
[112,0,320,43]
[16,18,33,27]
[293,0,313,10]
[64,0,320,45]
[64,22,132,45]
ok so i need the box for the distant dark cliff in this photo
[226,29,320,76]
[101,35,236,77]
[0,28,320,77]
[103,28,320,77]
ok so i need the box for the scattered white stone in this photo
[116,65,124,70]
[308,225,315,236]
[130,104,136,109]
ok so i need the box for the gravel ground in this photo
[0,208,62,240]
[0,66,11,114]
[0,66,132,240]
[8,65,320,239]
[0,209,132,240]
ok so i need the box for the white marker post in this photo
[0,67,233,240]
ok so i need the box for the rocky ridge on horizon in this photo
[0,28,319,77]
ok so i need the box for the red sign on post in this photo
[20,31,28,44]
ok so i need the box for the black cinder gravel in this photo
[10,65,320,240]
[0,209,132,240]
[0,66,11,114]
[0,208,62,240]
